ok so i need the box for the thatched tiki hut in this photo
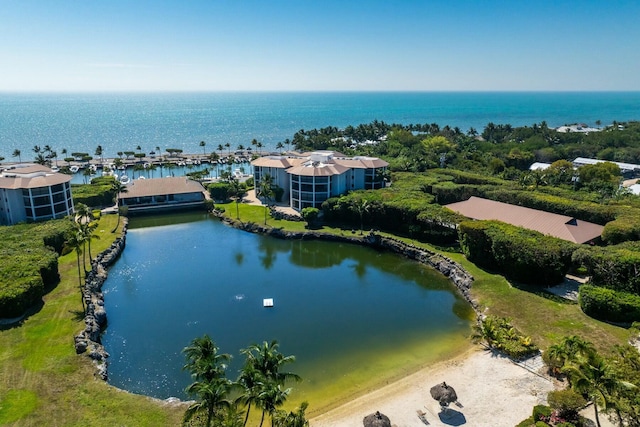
[363,410,392,427]
[430,381,458,408]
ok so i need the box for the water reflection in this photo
[102,213,474,403]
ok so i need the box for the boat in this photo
[119,175,130,184]
[138,176,145,180]
[50,166,60,173]
[89,164,97,172]
[69,165,79,173]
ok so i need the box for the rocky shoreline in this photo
[219,213,479,314]
[75,212,478,382]
[74,218,128,380]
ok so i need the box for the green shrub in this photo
[532,405,552,422]
[208,182,231,201]
[459,220,575,285]
[547,389,586,421]
[602,211,640,244]
[573,245,640,294]
[0,220,69,318]
[515,417,535,427]
[579,284,640,323]
[71,183,113,207]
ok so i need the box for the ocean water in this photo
[1,91,639,161]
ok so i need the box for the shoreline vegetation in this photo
[3,118,640,425]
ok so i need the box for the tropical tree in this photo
[95,145,103,162]
[257,174,275,225]
[563,354,633,427]
[228,179,245,219]
[12,149,21,163]
[110,179,128,232]
[240,340,300,426]
[63,227,86,311]
[182,335,233,427]
[200,140,207,156]
[272,401,309,427]
[352,198,370,234]
[235,363,262,427]
[275,142,284,153]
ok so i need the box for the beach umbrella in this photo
[430,382,458,407]
[362,411,392,427]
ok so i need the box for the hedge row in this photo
[572,244,640,294]
[602,211,640,244]
[459,220,576,285]
[0,220,70,318]
[579,284,640,323]
[71,183,113,207]
[321,189,461,243]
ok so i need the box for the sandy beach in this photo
[310,347,555,427]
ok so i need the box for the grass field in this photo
[0,215,184,427]
[0,208,632,425]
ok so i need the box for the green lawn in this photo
[380,233,631,353]
[0,215,185,427]
[1,209,632,425]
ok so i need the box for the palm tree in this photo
[95,145,103,163]
[183,335,231,383]
[272,401,309,427]
[228,179,245,219]
[183,377,232,427]
[64,228,86,311]
[257,174,275,225]
[563,354,633,427]
[200,140,207,156]
[110,179,128,233]
[276,142,284,153]
[241,340,300,388]
[241,340,300,427]
[225,142,231,156]
[236,364,262,427]
[352,198,370,235]
[257,382,290,427]
[182,335,233,427]
[12,149,21,163]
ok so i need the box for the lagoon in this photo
[101,213,474,412]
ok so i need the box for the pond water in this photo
[101,213,474,412]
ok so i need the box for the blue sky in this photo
[2,0,639,91]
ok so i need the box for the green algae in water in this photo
[102,213,474,410]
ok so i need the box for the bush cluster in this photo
[572,243,640,294]
[578,284,640,323]
[0,220,71,318]
[459,220,575,285]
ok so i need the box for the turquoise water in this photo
[2,92,639,161]
[101,213,473,403]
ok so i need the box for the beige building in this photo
[118,177,206,213]
[252,151,388,211]
[0,164,74,225]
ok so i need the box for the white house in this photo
[0,164,74,225]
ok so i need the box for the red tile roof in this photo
[445,196,604,244]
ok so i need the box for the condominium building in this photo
[252,151,388,211]
[0,164,74,225]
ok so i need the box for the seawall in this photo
[74,218,128,380]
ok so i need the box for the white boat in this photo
[143,162,151,169]
[51,166,60,173]
[89,164,97,172]
[69,165,79,173]
[119,175,130,185]
[138,176,145,180]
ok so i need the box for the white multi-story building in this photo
[0,164,74,225]
[252,151,388,211]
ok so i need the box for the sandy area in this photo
[310,347,555,427]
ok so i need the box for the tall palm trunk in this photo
[259,410,266,427]
[76,251,85,311]
[243,402,252,427]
